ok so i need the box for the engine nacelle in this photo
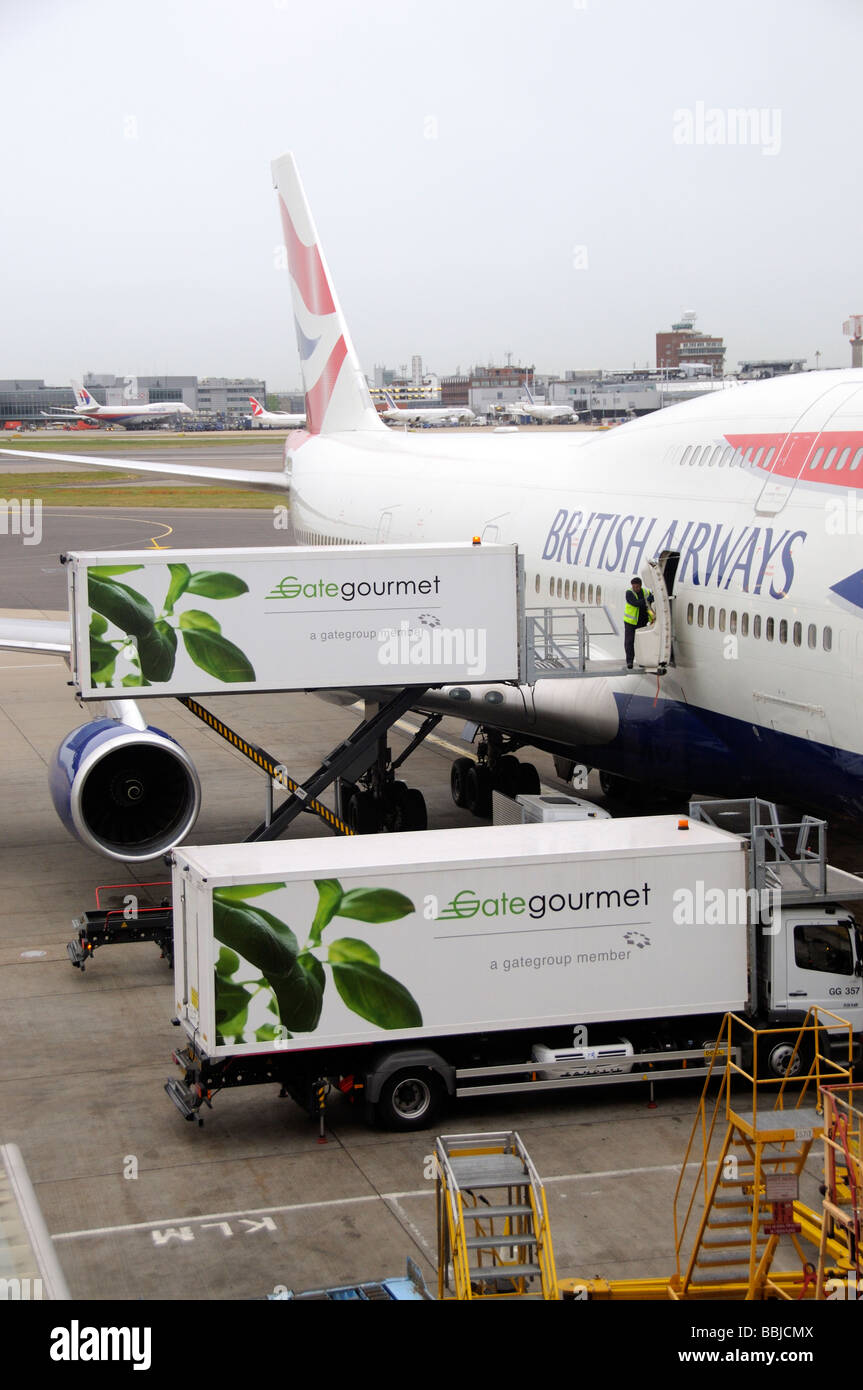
[50,719,201,862]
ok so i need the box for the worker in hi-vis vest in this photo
[623,576,654,669]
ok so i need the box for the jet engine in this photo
[49,717,201,862]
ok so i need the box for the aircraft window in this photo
[697,604,704,627]
[719,446,734,467]
[823,447,838,469]
[681,446,693,466]
[779,619,788,644]
[733,449,746,467]
[752,448,764,467]
[565,580,570,599]
[549,577,554,597]
[557,578,563,598]
[823,626,832,652]
[741,613,749,637]
[718,609,726,632]
[729,611,738,634]
[794,922,853,976]
[851,447,863,471]
[535,573,540,594]
[687,603,694,625]
[808,447,824,471]
[707,607,715,630]
[596,585,602,604]
[580,583,586,601]
[743,447,754,465]
[689,446,702,466]
[793,621,802,647]
[753,614,761,639]
[837,447,851,470]
[588,584,594,603]
[763,447,775,467]
[708,446,721,466]
[808,624,817,648]
[766,617,775,641]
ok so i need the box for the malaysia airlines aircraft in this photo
[43,384,194,429]
[249,395,306,428]
[381,390,475,426]
[507,381,577,423]
[3,150,863,862]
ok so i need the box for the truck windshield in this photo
[793,922,854,976]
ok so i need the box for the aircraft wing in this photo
[0,617,71,653]
[0,446,287,493]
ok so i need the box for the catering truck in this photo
[166,807,863,1131]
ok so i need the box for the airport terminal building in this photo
[0,374,266,426]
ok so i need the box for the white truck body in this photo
[172,817,749,1059]
[66,541,521,698]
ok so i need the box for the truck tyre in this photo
[765,1037,808,1079]
[451,757,473,808]
[375,1068,445,1131]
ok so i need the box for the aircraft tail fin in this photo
[383,390,399,411]
[73,383,97,410]
[249,396,265,416]
[271,153,385,436]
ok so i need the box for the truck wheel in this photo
[766,1038,808,1079]
[451,757,473,808]
[376,1068,444,1131]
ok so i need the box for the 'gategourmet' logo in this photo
[266,574,442,601]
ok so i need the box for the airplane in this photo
[380,390,475,426]
[248,395,306,428]
[506,380,577,423]
[3,149,863,865]
[43,384,194,429]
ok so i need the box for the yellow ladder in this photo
[671,1009,855,1300]
[434,1131,559,1300]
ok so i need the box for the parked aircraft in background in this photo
[42,384,193,429]
[506,381,577,423]
[248,395,306,428]
[381,391,475,426]
[3,152,863,863]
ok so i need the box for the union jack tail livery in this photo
[271,153,384,437]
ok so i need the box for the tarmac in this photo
[0,449,855,1302]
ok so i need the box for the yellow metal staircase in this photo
[434,1131,559,1300]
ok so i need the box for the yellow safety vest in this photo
[624,589,653,626]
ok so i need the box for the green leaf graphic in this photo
[87,565,144,577]
[216,946,240,979]
[255,1023,291,1043]
[214,976,254,1043]
[89,613,108,637]
[213,883,285,902]
[309,879,343,946]
[269,956,324,1032]
[121,674,150,687]
[89,634,117,674]
[178,609,222,634]
[137,620,177,682]
[164,563,191,615]
[328,937,380,968]
[181,629,256,683]
[88,574,156,638]
[212,896,299,976]
[187,571,249,599]
[331,961,422,1029]
[336,887,415,924]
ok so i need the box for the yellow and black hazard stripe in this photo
[179,696,353,836]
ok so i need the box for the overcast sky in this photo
[2,0,861,389]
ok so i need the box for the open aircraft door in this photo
[633,551,675,673]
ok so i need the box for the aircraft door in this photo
[633,552,675,671]
[755,382,863,516]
